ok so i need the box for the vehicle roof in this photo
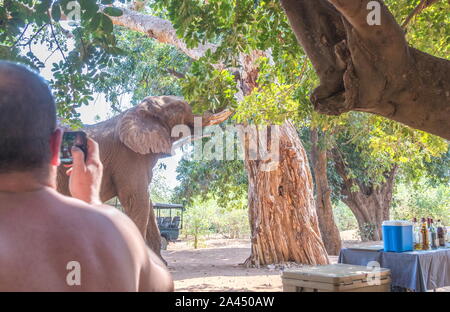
[153,203,184,210]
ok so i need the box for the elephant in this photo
[57,95,231,255]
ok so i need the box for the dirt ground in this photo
[162,232,450,292]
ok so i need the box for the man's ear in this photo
[50,128,63,167]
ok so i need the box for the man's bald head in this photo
[0,61,56,173]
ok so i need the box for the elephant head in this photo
[116,95,232,156]
[116,96,194,156]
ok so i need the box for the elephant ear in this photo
[117,102,172,155]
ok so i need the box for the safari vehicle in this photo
[110,199,184,250]
[154,203,184,250]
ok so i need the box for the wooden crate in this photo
[282,263,391,292]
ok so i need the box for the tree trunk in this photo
[280,0,450,140]
[342,192,390,242]
[238,51,328,267]
[310,129,342,255]
[243,121,329,267]
[194,227,198,249]
[332,150,398,241]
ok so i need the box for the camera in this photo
[60,131,88,165]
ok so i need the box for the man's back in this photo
[0,187,150,291]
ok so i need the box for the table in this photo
[338,247,450,292]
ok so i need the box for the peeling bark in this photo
[280,0,450,140]
[244,122,329,266]
[241,51,328,267]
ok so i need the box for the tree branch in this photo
[16,24,47,48]
[402,0,441,28]
[166,68,186,79]
[280,0,347,115]
[11,23,29,47]
[201,109,234,127]
[281,0,450,140]
[48,12,66,62]
[108,7,217,60]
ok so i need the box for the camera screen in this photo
[60,132,87,165]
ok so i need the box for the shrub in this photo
[392,180,450,225]
[333,201,359,232]
[182,198,217,248]
[213,208,250,239]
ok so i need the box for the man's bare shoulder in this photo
[54,191,150,276]
[53,190,145,247]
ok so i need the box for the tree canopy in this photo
[1,0,448,229]
[2,1,448,126]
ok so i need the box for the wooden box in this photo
[282,263,391,292]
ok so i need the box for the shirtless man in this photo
[0,61,173,291]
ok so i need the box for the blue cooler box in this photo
[382,220,413,252]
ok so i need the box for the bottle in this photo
[444,221,448,244]
[436,220,445,247]
[413,218,422,250]
[427,218,432,249]
[421,218,429,250]
[444,221,449,244]
[434,219,440,247]
[430,219,437,249]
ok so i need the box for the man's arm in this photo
[139,249,174,292]
[103,207,174,292]
[66,138,103,205]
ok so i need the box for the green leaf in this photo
[51,3,62,22]
[89,12,102,30]
[80,0,99,19]
[35,0,52,14]
[103,7,123,17]
[100,14,114,33]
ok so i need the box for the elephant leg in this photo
[117,188,162,254]
[146,200,162,254]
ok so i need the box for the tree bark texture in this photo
[310,129,342,255]
[244,121,329,266]
[280,0,450,140]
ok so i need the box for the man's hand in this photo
[66,138,103,205]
